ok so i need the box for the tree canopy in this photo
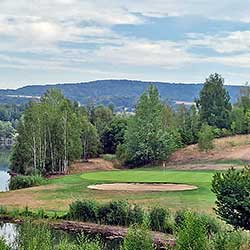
[196,73,232,129]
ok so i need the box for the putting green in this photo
[81,169,214,185]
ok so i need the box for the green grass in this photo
[0,168,219,213]
[79,169,217,212]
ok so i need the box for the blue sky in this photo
[1,0,250,88]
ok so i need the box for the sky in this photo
[1,0,250,89]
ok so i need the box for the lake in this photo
[0,150,10,192]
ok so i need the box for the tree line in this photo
[10,73,250,174]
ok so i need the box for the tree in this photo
[212,167,250,230]
[80,116,100,161]
[176,104,200,145]
[11,89,82,175]
[122,85,181,166]
[198,123,214,152]
[101,115,128,154]
[196,73,232,129]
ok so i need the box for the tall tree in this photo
[196,73,232,129]
[122,85,181,166]
[11,89,82,175]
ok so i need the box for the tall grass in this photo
[16,221,103,250]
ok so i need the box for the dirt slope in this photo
[169,135,250,166]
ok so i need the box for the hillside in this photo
[168,134,250,169]
[0,80,242,110]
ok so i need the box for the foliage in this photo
[211,230,247,250]
[18,221,52,250]
[98,200,129,226]
[80,116,100,161]
[11,89,83,175]
[196,73,232,129]
[9,175,46,190]
[17,221,103,250]
[198,123,214,152]
[175,211,209,250]
[175,210,220,236]
[176,104,200,145]
[69,200,99,223]
[101,115,128,154]
[0,237,10,250]
[123,85,181,166]
[212,167,250,230]
[123,224,153,250]
[149,207,170,233]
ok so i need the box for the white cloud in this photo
[187,31,250,53]
[94,39,197,68]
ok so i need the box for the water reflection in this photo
[0,150,10,192]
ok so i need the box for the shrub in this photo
[200,213,220,236]
[175,210,220,236]
[149,207,170,232]
[68,200,98,223]
[0,206,7,215]
[0,237,10,250]
[198,123,214,152]
[123,225,153,250]
[175,211,209,250]
[211,230,245,250]
[127,205,144,225]
[174,209,187,228]
[98,200,129,226]
[9,175,46,190]
[212,167,250,230]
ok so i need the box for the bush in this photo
[9,175,46,190]
[98,200,129,226]
[69,200,98,223]
[127,205,144,225]
[175,210,220,236]
[0,237,10,250]
[198,123,214,152]
[211,230,245,250]
[212,167,250,230]
[149,207,170,232]
[123,225,153,250]
[175,211,209,250]
[0,206,7,215]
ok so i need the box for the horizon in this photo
[0,78,245,91]
[1,1,250,88]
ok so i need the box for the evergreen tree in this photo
[196,73,232,129]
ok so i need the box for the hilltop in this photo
[0,80,242,110]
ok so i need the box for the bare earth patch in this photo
[169,135,250,165]
[88,183,198,192]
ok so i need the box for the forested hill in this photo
[0,80,242,110]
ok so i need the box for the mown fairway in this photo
[0,168,217,213]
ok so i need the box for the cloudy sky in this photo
[1,0,250,88]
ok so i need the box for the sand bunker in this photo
[88,183,198,192]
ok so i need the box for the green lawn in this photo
[0,168,218,213]
[79,169,217,212]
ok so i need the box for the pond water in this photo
[0,223,121,250]
[0,151,10,192]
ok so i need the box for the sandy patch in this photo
[88,183,198,192]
